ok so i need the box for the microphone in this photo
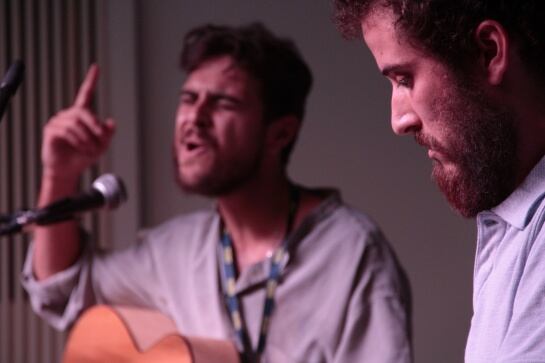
[0,60,25,122]
[0,174,127,236]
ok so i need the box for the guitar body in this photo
[62,305,239,363]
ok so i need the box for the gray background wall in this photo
[120,1,476,362]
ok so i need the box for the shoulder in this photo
[335,203,383,235]
[331,204,411,309]
[334,204,403,272]
[299,193,402,273]
[293,195,411,318]
[295,188,393,257]
[314,198,388,251]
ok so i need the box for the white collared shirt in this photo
[466,155,545,363]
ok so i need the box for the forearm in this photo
[32,173,82,280]
[33,64,114,280]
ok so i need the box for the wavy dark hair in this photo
[334,0,545,81]
[180,23,313,164]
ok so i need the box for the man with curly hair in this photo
[334,0,545,361]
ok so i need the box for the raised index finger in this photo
[73,64,99,108]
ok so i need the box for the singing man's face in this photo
[173,55,267,197]
[362,8,517,217]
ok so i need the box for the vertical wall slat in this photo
[4,1,14,320]
[52,0,62,111]
[0,3,10,363]
[25,0,40,362]
[90,0,103,247]
[10,0,26,361]
[95,0,110,249]
[51,2,64,359]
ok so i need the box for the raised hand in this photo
[41,64,116,181]
[34,64,117,279]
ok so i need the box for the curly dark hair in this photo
[180,23,313,164]
[334,0,545,82]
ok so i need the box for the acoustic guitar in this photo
[62,305,239,363]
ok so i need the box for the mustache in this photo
[181,127,216,145]
[414,132,445,153]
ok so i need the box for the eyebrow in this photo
[180,88,244,105]
[381,62,412,77]
[179,89,194,96]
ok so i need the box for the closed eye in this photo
[381,63,414,89]
[394,75,412,88]
[179,90,197,105]
[211,95,242,110]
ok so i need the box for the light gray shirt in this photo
[465,156,545,363]
[22,191,412,362]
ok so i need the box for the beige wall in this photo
[132,1,476,362]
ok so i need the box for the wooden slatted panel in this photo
[0,1,104,362]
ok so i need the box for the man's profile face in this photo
[173,55,268,196]
[362,8,517,217]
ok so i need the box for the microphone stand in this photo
[0,60,26,235]
[0,213,14,224]
[0,171,125,237]
[0,209,74,236]
[0,60,25,123]
[0,210,33,236]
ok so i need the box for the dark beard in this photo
[172,144,263,198]
[423,83,518,218]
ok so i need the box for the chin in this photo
[433,163,515,218]
[177,177,210,196]
[178,172,206,190]
[175,171,227,197]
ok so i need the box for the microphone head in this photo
[92,174,128,210]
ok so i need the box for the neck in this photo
[501,60,545,186]
[218,172,294,271]
[514,103,545,185]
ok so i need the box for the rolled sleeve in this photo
[20,241,95,330]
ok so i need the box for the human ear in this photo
[474,20,509,85]
[266,115,300,155]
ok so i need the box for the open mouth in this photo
[186,142,200,151]
[183,140,212,157]
[180,131,214,155]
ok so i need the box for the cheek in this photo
[413,77,450,119]
[173,120,184,145]
[409,85,445,127]
[174,110,186,135]
[223,113,260,138]
[175,103,185,121]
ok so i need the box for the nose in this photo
[177,98,212,130]
[390,91,421,135]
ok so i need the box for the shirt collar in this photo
[490,155,545,229]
